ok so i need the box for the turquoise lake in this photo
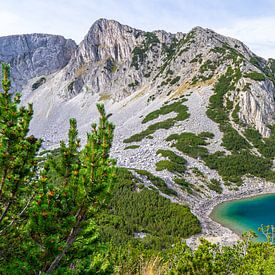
[211,194,275,241]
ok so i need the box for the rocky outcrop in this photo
[0,33,76,90]
[59,18,183,100]
[238,78,275,137]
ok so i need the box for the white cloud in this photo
[217,17,275,59]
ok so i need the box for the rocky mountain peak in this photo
[0,33,76,91]
[0,18,272,139]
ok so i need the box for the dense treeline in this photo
[98,168,201,250]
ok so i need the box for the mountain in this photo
[1,18,275,245]
[0,33,76,91]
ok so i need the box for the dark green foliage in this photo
[221,125,250,152]
[123,118,175,143]
[204,151,272,183]
[208,179,223,194]
[0,63,42,229]
[199,59,218,73]
[211,44,244,65]
[206,66,250,152]
[135,169,177,196]
[192,167,205,177]
[142,98,187,123]
[207,66,239,123]
[244,126,275,159]
[162,37,178,61]
[131,47,146,69]
[98,168,201,251]
[124,145,140,150]
[232,103,240,124]
[156,149,187,174]
[198,131,215,139]
[32,77,46,90]
[167,132,209,159]
[268,58,275,74]
[124,99,189,143]
[190,54,202,63]
[163,238,275,274]
[108,233,275,274]
[156,31,195,77]
[174,177,193,194]
[244,71,266,81]
[170,76,181,85]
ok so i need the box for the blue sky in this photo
[0,0,275,58]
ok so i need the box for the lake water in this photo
[211,194,275,241]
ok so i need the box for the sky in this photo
[0,0,275,59]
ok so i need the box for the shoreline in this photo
[185,178,275,248]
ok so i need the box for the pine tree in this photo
[0,63,41,229]
[0,64,116,273]
[29,104,116,273]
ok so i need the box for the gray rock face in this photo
[0,33,77,90]
[238,78,275,137]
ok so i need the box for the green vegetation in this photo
[244,71,266,81]
[211,44,245,64]
[206,66,249,152]
[123,118,176,143]
[162,37,179,61]
[124,144,140,150]
[204,151,272,184]
[156,30,195,77]
[268,58,275,74]
[99,168,201,251]
[244,126,275,159]
[232,103,240,124]
[190,53,202,64]
[166,132,209,159]
[207,179,223,194]
[135,169,177,196]
[142,98,187,123]
[191,167,205,178]
[170,75,181,85]
[156,149,187,174]
[124,99,189,143]
[174,177,193,194]
[118,237,275,274]
[199,59,218,74]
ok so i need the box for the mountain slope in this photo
[1,18,275,244]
